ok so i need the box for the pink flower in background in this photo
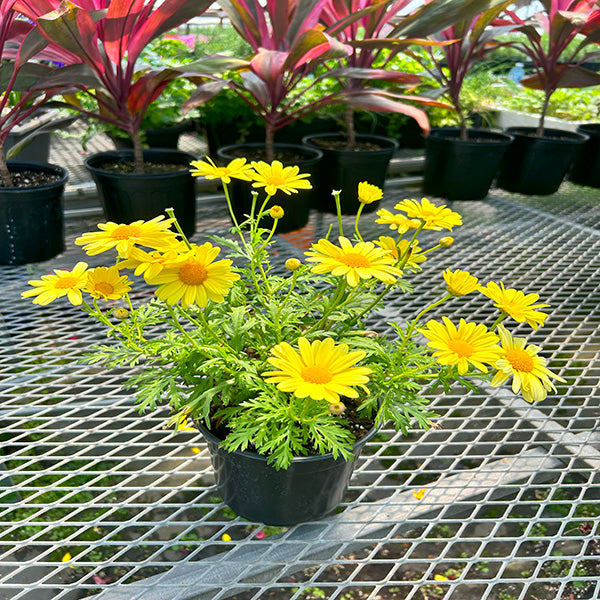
[163,33,208,48]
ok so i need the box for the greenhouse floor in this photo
[1,134,599,600]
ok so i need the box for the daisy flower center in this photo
[111,225,142,240]
[342,252,371,268]
[179,262,208,285]
[55,276,80,289]
[301,365,333,384]
[94,282,114,296]
[505,348,535,372]
[448,339,474,358]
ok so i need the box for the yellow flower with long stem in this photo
[358,181,383,205]
[263,337,371,404]
[147,242,239,307]
[75,216,178,257]
[491,325,565,403]
[21,262,89,306]
[395,197,462,231]
[375,209,421,233]
[305,236,403,287]
[443,269,479,297]
[85,266,132,301]
[189,156,254,183]
[479,281,549,330]
[420,317,502,375]
[250,160,312,196]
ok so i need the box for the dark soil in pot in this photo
[84,149,197,238]
[0,162,67,265]
[496,127,588,195]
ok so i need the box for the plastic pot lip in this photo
[216,142,323,163]
[505,126,589,144]
[576,123,600,135]
[84,149,199,177]
[196,418,379,465]
[428,127,514,145]
[2,160,68,190]
[302,132,399,153]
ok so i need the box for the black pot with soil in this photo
[569,123,600,188]
[496,127,589,195]
[216,143,323,233]
[423,127,514,200]
[302,133,398,214]
[84,149,198,238]
[0,162,68,265]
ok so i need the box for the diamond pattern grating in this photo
[1,182,599,600]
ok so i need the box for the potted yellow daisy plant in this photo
[22,157,564,526]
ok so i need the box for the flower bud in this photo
[269,205,284,220]
[113,307,130,320]
[285,258,301,271]
[439,236,454,248]
[329,401,346,416]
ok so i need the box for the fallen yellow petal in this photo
[61,552,72,562]
[191,447,201,454]
[221,533,232,542]
[434,574,449,581]
[413,488,426,500]
[177,417,198,432]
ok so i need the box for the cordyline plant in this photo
[185,0,353,162]
[0,0,80,186]
[405,0,513,140]
[23,156,565,469]
[318,0,514,148]
[499,0,600,136]
[17,0,244,172]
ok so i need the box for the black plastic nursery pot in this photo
[84,149,197,237]
[496,127,589,196]
[198,421,377,526]
[423,128,514,201]
[569,124,600,188]
[216,143,323,233]
[302,133,398,214]
[0,162,67,265]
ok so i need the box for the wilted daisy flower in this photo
[22,262,89,306]
[189,156,254,183]
[491,325,565,403]
[358,181,383,204]
[375,209,421,233]
[420,317,502,375]
[443,269,479,296]
[263,337,371,404]
[75,216,178,257]
[250,160,312,196]
[395,198,462,231]
[305,236,403,287]
[85,266,132,301]
[147,242,239,307]
[479,281,549,330]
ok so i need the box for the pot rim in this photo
[84,148,199,177]
[505,126,589,143]
[302,132,399,152]
[196,418,379,465]
[2,161,68,190]
[428,127,514,144]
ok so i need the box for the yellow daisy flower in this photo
[189,156,254,184]
[376,236,426,271]
[147,242,240,307]
[358,181,383,205]
[395,198,462,231]
[263,337,371,404]
[420,317,502,375]
[305,236,403,287]
[85,266,132,301]
[491,325,565,403]
[443,269,479,296]
[250,160,312,196]
[21,262,89,306]
[375,209,421,233]
[75,216,178,258]
[119,242,190,282]
[479,281,549,330]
